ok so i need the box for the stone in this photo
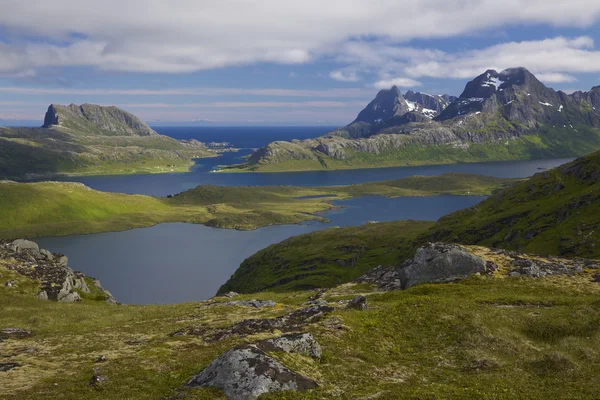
[4,280,15,288]
[39,249,54,261]
[0,328,32,339]
[10,239,41,258]
[302,299,328,306]
[36,291,49,300]
[355,265,402,291]
[206,305,334,342]
[186,345,318,400]
[399,243,487,290]
[257,333,322,358]
[95,355,107,363]
[345,295,368,311]
[0,362,20,372]
[222,291,240,298]
[57,256,68,268]
[222,300,276,308]
[59,292,82,303]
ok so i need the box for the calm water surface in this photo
[36,195,485,304]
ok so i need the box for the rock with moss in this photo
[186,345,318,400]
[257,333,322,358]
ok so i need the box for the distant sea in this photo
[152,126,337,148]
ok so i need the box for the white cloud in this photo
[535,73,578,83]
[1,1,600,75]
[329,70,360,82]
[373,77,421,89]
[0,86,373,98]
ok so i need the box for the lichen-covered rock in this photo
[0,240,117,304]
[186,345,318,400]
[222,291,240,298]
[10,239,41,258]
[257,333,322,358]
[205,305,334,342]
[399,243,487,289]
[221,300,276,308]
[509,257,583,278]
[345,295,368,311]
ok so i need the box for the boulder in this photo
[257,333,322,358]
[345,295,368,311]
[399,243,487,289]
[10,239,41,258]
[186,345,318,400]
[59,292,82,303]
[39,249,54,261]
[36,291,49,300]
[222,291,240,298]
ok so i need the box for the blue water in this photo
[43,126,573,197]
[31,126,574,304]
[36,195,485,305]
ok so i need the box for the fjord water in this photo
[36,195,485,304]
[35,127,573,304]
[52,126,574,196]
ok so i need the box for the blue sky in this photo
[1,0,600,126]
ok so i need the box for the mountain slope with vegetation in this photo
[223,67,600,172]
[221,152,600,293]
[0,173,512,238]
[0,104,216,179]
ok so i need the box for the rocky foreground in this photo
[2,240,600,399]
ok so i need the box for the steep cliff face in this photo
[230,67,600,172]
[43,103,159,137]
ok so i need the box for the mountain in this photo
[223,67,600,173]
[42,103,159,137]
[0,104,216,179]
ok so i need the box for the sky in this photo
[1,0,600,126]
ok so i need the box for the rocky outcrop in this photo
[171,305,334,342]
[357,243,488,290]
[399,243,488,289]
[43,103,159,137]
[1,239,117,304]
[345,295,368,311]
[186,345,318,400]
[257,333,322,358]
[219,300,276,308]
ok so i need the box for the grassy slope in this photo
[218,221,434,294]
[0,173,513,238]
[222,152,600,293]
[224,125,600,173]
[427,151,600,258]
[3,250,600,399]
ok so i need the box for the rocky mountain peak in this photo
[42,103,159,137]
[353,85,409,124]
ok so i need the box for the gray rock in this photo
[399,243,487,289]
[355,265,402,291]
[0,362,20,372]
[0,328,31,339]
[4,280,15,288]
[186,345,318,400]
[89,374,108,387]
[39,249,54,261]
[302,299,329,306]
[36,291,49,300]
[222,300,276,308]
[345,295,368,311]
[10,239,41,258]
[258,333,322,358]
[222,291,240,298]
[57,256,68,268]
[59,292,82,303]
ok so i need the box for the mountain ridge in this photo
[223,67,600,173]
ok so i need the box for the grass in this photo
[218,220,434,294]
[0,173,514,238]
[426,150,600,258]
[3,257,600,399]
